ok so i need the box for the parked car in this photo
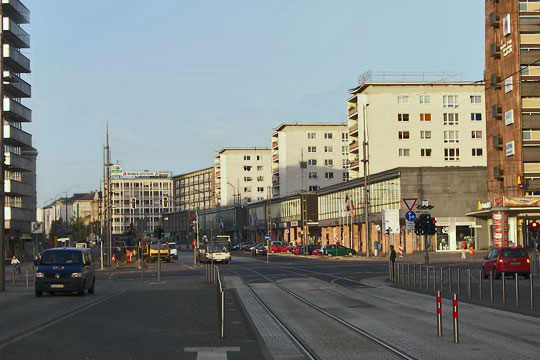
[270,241,292,253]
[240,243,254,251]
[252,243,267,256]
[231,243,241,251]
[482,247,530,279]
[293,244,320,255]
[324,245,356,257]
[312,248,322,256]
[168,242,178,260]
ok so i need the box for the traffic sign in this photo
[406,222,415,231]
[405,211,416,222]
[265,234,270,241]
[403,198,417,211]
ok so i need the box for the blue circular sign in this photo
[265,234,270,241]
[405,211,416,222]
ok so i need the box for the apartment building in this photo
[1,0,36,258]
[271,123,349,197]
[480,0,540,247]
[107,171,172,235]
[173,167,215,211]
[347,73,486,178]
[214,148,272,207]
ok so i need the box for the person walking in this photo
[460,240,467,259]
[11,255,21,275]
[389,245,397,279]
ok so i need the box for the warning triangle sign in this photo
[403,198,417,211]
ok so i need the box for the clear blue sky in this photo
[25,0,485,206]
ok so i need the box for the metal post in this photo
[12,268,15,287]
[426,266,429,292]
[467,269,471,298]
[479,270,483,301]
[397,262,400,284]
[436,291,442,337]
[502,272,506,305]
[457,269,461,297]
[530,273,534,310]
[449,268,452,295]
[408,264,410,286]
[25,270,28,288]
[402,264,405,285]
[221,289,225,338]
[452,294,459,343]
[413,265,416,288]
[440,267,444,294]
[433,266,436,291]
[515,273,519,308]
[420,265,423,289]
[490,271,494,303]
[157,235,161,283]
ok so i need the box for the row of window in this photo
[243,155,265,161]
[308,146,338,153]
[397,130,483,141]
[307,171,349,180]
[243,176,265,182]
[243,165,264,171]
[307,132,349,140]
[398,113,483,122]
[398,148,483,159]
[242,187,266,193]
[397,95,482,106]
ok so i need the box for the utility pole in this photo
[266,186,271,263]
[104,125,112,267]
[363,104,371,258]
[302,193,308,255]
[0,3,5,291]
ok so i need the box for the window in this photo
[324,146,333,152]
[470,95,481,104]
[309,172,318,179]
[308,159,317,166]
[420,131,431,139]
[443,113,459,125]
[257,155,263,161]
[444,130,460,143]
[398,113,409,122]
[504,76,513,93]
[308,132,316,139]
[398,95,409,104]
[505,109,514,126]
[257,166,263,171]
[420,113,431,121]
[342,146,348,155]
[443,95,458,108]
[444,148,460,161]
[420,95,431,104]
[324,159,334,166]
[257,176,264,181]
[399,148,410,157]
[398,131,410,139]
[257,187,264,192]
[325,172,334,179]
[308,146,317,153]
[324,132,333,139]
[243,166,252,171]
[421,149,432,157]
[343,172,349,182]
[243,176,252,182]
[342,132,348,141]
[472,148,483,157]
[244,187,252,193]
[472,131,482,139]
[309,185,319,191]
[342,159,349,169]
[471,113,482,121]
[244,155,251,161]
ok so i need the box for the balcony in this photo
[272,141,278,149]
[523,98,540,111]
[349,141,359,152]
[5,206,33,222]
[3,98,31,122]
[2,17,30,48]
[2,0,30,24]
[3,44,30,73]
[349,123,358,135]
[522,82,540,97]
[5,151,33,171]
[348,106,358,118]
[521,34,540,46]
[349,159,360,169]
[4,179,32,197]
[272,153,279,161]
[272,177,279,185]
[272,167,279,174]
[3,124,31,147]
[3,71,30,98]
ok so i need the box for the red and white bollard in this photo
[452,294,459,343]
[436,291,442,337]
[398,244,403,257]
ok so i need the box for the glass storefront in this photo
[456,225,473,249]
[436,227,450,251]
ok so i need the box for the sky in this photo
[24,0,485,206]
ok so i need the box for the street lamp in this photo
[227,183,241,242]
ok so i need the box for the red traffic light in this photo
[192,240,196,246]
[531,221,538,229]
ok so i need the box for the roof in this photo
[71,193,95,201]
[349,81,484,95]
[173,166,214,179]
[217,147,271,154]
[273,122,347,132]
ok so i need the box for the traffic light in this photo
[414,215,422,235]
[130,197,136,209]
[428,217,437,235]
[529,221,539,237]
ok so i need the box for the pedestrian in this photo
[11,255,20,275]
[33,253,41,267]
[460,240,467,259]
[389,245,396,278]
[468,241,475,257]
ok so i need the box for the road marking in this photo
[184,347,240,359]
[108,272,114,280]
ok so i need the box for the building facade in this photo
[106,171,172,236]
[173,167,215,211]
[347,74,486,178]
[480,0,540,248]
[214,148,272,207]
[1,0,35,258]
[271,123,349,197]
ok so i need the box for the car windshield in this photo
[151,244,168,250]
[207,242,229,252]
[41,251,82,265]
[500,249,528,258]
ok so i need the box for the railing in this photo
[348,107,357,116]
[206,264,225,338]
[349,124,358,134]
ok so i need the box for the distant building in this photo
[271,123,349,197]
[214,148,272,207]
[173,167,215,211]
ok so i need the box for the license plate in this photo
[50,284,64,288]
[510,262,520,265]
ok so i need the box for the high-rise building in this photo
[173,167,215,211]
[271,123,349,197]
[1,1,35,257]
[214,148,272,207]
[347,72,486,178]
[483,0,540,247]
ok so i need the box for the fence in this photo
[206,263,225,338]
[389,261,537,311]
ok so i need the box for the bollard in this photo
[467,269,471,298]
[426,266,429,292]
[490,271,494,303]
[436,291,442,337]
[440,267,444,294]
[25,270,29,288]
[479,270,483,301]
[414,265,417,288]
[502,272,506,305]
[433,267,436,292]
[401,264,405,285]
[457,269,461,297]
[530,273,534,311]
[449,268,452,295]
[420,266,423,289]
[452,294,459,343]
[397,263,401,284]
[515,273,520,309]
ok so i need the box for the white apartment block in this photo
[271,123,349,197]
[214,148,272,206]
[347,75,486,178]
[106,171,173,235]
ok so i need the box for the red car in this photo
[482,247,530,279]
[270,241,292,253]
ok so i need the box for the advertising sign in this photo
[110,165,123,175]
[492,212,509,247]
[381,209,400,234]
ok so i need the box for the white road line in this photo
[184,347,240,360]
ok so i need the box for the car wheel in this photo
[327,253,333,257]
[88,279,95,294]
[35,290,43,297]
[347,251,353,256]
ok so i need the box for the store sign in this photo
[121,171,160,178]
[477,201,492,211]
[290,221,299,227]
[504,109,514,126]
[503,14,511,36]
[381,209,400,234]
[505,141,515,157]
[110,165,123,175]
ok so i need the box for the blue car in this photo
[35,248,96,297]
[293,244,320,255]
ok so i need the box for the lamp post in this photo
[227,183,240,242]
